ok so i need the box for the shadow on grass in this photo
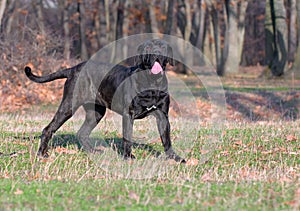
[225,91,299,121]
[189,88,299,121]
[50,134,162,158]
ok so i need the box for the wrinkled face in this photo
[135,39,175,75]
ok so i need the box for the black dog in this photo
[25,39,185,163]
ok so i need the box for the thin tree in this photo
[293,0,300,71]
[62,0,70,60]
[287,0,297,64]
[164,0,174,35]
[32,0,46,37]
[265,0,288,76]
[224,0,248,74]
[0,0,7,30]
[78,1,88,60]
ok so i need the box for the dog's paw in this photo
[37,150,49,159]
[123,153,136,160]
[166,152,186,163]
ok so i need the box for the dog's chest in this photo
[131,90,168,119]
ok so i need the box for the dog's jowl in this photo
[25,39,185,163]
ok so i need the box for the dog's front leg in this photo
[122,113,135,159]
[153,111,186,163]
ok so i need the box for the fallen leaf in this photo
[55,147,77,155]
[128,191,140,203]
[220,151,229,156]
[14,189,23,195]
[234,140,243,146]
[287,135,297,142]
[201,173,211,182]
[186,158,199,166]
[200,150,210,155]
[261,150,273,155]
[284,200,296,206]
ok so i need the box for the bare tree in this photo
[196,0,206,51]
[265,0,288,76]
[116,0,125,40]
[177,0,192,41]
[287,0,297,64]
[176,0,192,74]
[78,1,88,60]
[207,0,225,76]
[149,0,159,33]
[0,0,7,30]
[32,0,46,36]
[164,0,174,35]
[62,0,70,60]
[293,0,300,71]
[4,0,16,36]
[241,1,265,66]
[115,0,128,60]
[224,0,248,74]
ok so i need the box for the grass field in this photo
[0,107,299,210]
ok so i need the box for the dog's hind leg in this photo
[38,99,76,157]
[77,104,106,152]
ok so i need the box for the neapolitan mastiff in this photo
[25,39,185,163]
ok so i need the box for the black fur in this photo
[25,39,185,163]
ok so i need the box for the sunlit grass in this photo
[0,112,299,210]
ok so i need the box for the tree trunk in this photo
[224,0,248,74]
[293,0,300,71]
[4,0,16,36]
[184,1,192,42]
[265,0,288,76]
[203,3,215,66]
[122,0,130,59]
[197,0,206,51]
[176,0,192,74]
[210,2,223,76]
[115,0,126,61]
[164,0,174,34]
[224,0,237,74]
[177,0,188,38]
[265,0,273,67]
[96,0,108,47]
[116,0,125,40]
[78,1,88,60]
[143,1,152,33]
[63,0,70,60]
[104,0,112,42]
[149,0,159,33]
[287,0,297,63]
[0,0,7,30]
[298,0,300,43]
[32,0,46,37]
[241,1,266,66]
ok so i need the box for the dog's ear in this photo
[167,44,176,66]
[134,43,145,65]
[134,55,143,66]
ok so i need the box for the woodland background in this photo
[0,0,300,115]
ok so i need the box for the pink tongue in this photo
[151,61,163,74]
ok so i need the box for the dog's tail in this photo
[24,62,86,83]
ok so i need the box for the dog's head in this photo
[135,39,175,75]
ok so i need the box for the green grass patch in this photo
[0,114,299,210]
